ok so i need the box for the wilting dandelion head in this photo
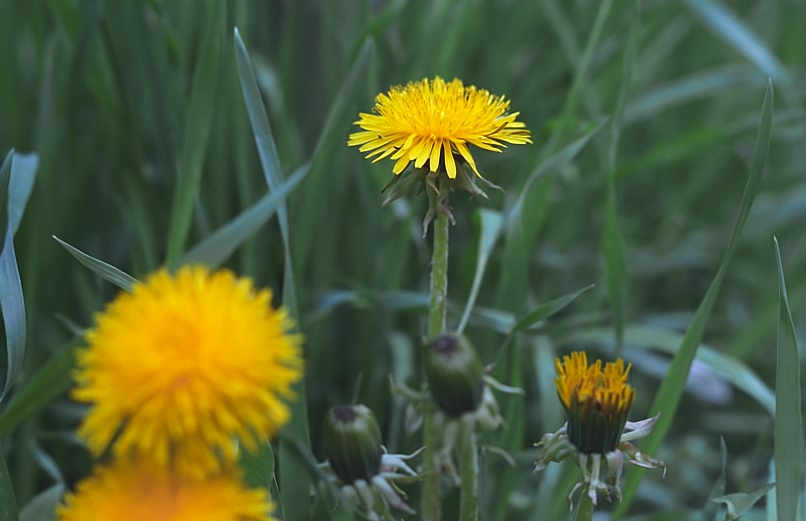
[348,77,530,179]
[73,266,303,478]
[56,462,274,521]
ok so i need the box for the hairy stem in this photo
[459,418,479,521]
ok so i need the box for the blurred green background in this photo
[1,0,805,519]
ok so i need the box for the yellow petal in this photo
[443,141,456,178]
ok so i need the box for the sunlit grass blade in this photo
[52,236,137,292]
[181,165,308,268]
[457,209,503,334]
[19,484,63,521]
[683,0,790,84]
[1,152,38,401]
[165,0,225,264]
[0,345,76,438]
[613,79,774,518]
[0,449,18,521]
[773,237,803,521]
[713,483,776,521]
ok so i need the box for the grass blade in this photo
[0,345,77,438]
[684,0,790,84]
[511,284,595,334]
[52,236,137,292]
[457,209,503,333]
[613,79,774,518]
[1,152,38,401]
[773,237,803,521]
[713,483,776,521]
[0,449,18,521]
[181,165,308,268]
[603,0,640,353]
[19,484,63,521]
[165,0,225,264]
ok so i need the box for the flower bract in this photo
[348,77,530,179]
[73,265,303,478]
[555,351,635,453]
[56,462,273,521]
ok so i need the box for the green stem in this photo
[423,209,450,520]
[459,419,479,521]
[572,485,595,521]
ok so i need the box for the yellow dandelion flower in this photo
[555,351,634,454]
[73,265,303,478]
[57,462,273,521]
[348,77,531,180]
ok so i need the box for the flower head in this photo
[534,351,665,508]
[57,462,273,521]
[73,266,303,478]
[555,351,635,454]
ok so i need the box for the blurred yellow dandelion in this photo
[57,462,273,521]
[348,77,531,179]
[73,265,303,478]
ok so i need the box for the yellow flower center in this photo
[555,351,634,421]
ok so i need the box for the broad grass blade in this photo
[165,1,225,264]
[457,209,503,333]
[52,236,137,292]
[19,484,63,521]
[613,80,774,518]
[773,237,803,521]
[1,153,37,402]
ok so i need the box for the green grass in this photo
[2,0,806,520]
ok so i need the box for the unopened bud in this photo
[322,405,383,484]
[423,333,484,417]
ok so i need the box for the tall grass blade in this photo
[0,450,18,521]
[52,236,137,292]
[613,80,774,518]
[165,1,225,264]
[457,209,503,333]
[182,165,308,268]
[773,237,803,521]
[1,152,37,402]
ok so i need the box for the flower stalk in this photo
[423,206,450,520]
[458,418,479,521]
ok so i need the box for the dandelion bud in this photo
[423,333,484,417]
[321,405,383,484]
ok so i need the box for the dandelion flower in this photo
[57,462,273,521]
[73,266,303,478]
[534,351,665,507]
[348,77,530,180]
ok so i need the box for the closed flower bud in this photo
[424,333,484,417]
[321,405,383,484]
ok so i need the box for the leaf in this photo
[1,152,38,402]
[181,165,308,268]
[511,285,595,334]
[683,0,790,84]
[0,345,77,438]
[19,485,63,521]
[613,80,774,518]
[457,209,504,333]
[713,483,776,521]
[239,440,280,509]
[0,449,18,521]
[704,437,728,521]
[165,0,225,263]
[773,237,803,521]
[52,236,137,292]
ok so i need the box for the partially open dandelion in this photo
[349,77,531,231]
[56,461,273,521]
[320,405,422,520]
[73,265,303,478]
[534,351,665,508]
